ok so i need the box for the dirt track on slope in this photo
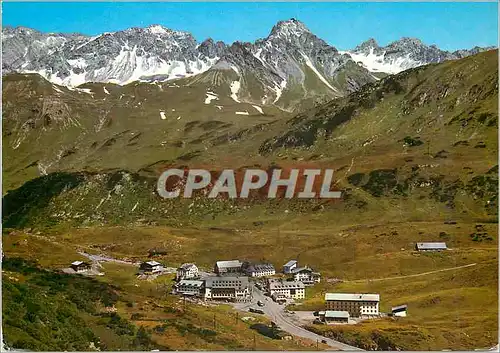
[346,262,477,283]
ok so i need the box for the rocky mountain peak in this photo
[268,18,310,39]
[3,26,38,35]
[198,38,227,58]
[355,38,379,50]
[146,24,172,35]
[122,24,195,41]
[388,37,425,49]
[346,35,495,75]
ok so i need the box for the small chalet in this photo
[140,260,163,274]
[283,260,298,274]
[391,304,408,317]
[70,261,91,273]
[415,242,447,251]
[291,266,321,284]
[176,263,199,280]
[320,310,350,324]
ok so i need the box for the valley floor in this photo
[2,218,498,351]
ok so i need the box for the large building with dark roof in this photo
[175,280,204,296]
[204,276,251,302]
[243,262,276,277]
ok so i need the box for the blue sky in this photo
[2,2,498,50]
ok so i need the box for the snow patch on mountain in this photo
[300,52,337,91]
[52,85,63,93]
[230,65,240,75]
[253,48,265,65]
[343,48,422,74]
[230,80,241,102]
[67,58,88,69]
[252,105,264,114]
[74,35,102,51]
[205,92,218,104]
[273,79,287,104]
[148,25,169,35]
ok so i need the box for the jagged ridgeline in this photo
[2,50,498,229]
[2,20,494,111]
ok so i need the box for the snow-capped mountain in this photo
[197,19,376,107]
[253,19,352,90]
[3,20,376,109]
[251,19,374,96]
[2,19,494,109]
[343,37,495,74]
[2,25,225,86]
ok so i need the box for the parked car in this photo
[249,308,265,314]
[321,339,327,344]
[313,311,319,317]
[257,300,265,307]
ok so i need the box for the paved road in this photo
[235,286,363,351]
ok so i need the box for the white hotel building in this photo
[325,293,380,317]
[268,279,305,300]
[243,263,276,277]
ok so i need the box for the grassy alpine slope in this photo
[2,50,499,350]
[3,50,498,228]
